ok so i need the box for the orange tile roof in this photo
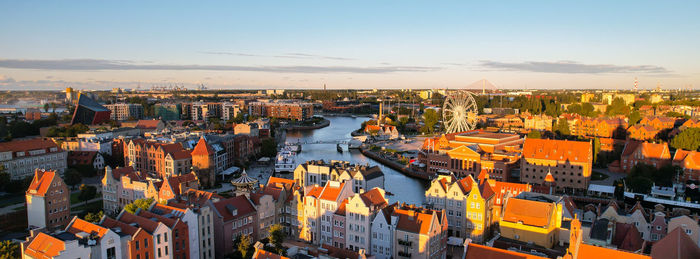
[464,242,548,259]
[523,138,592,163]
[24,232,66,259]
[674,149,700,170]
[490,181,531,206]
[67,217,110,240]
[334,199,349,216]
[213,196,257,222]
[502,198,553,227]
[306,186,323,199]
[117,212,160,233]
[639,142,671,159]
[100,216,140,236]
[26,169,58,197]
[577,244,650,259]
[191,137,215,156]
[319,182,346,201]
[254,249,290,259]
[136,119,162,129]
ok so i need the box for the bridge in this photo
[286,139,352,145]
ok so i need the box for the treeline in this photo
[0,113,59,141]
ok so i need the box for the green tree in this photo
[237,234,253,259]
[421,109,439,134]
[43,103,50,112]
[555,119,570,136]
[0,240,19,259]
[268,224,286,253]
[64,168,82,189]
[670,128,700,151]
[78,184,97,206]
[84,211,104,223]
[527,130,542,139]
[260,138,278,158]
[606,97,630,116]
[629,111,642,125]
[124,198,155,214]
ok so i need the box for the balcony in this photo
[398,251,412,258]
[398,239,413,247]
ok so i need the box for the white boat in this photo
[275,150,297,173]
[285,142,302,152]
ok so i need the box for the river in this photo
[285,116,427,205]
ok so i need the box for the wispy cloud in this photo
[0,58,438,73]
[0,74,16,83]
[201,51,354,61]
[478,60,670,74]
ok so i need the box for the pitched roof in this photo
[76,94,109,111]
[306,186,323,199]
[612,222,644,252]
[522,138,592,163]
[334,199,349,216]
[100,216,140,236]
[464,242,548,259]
[673,149,700,170]
[24,232,66,259]
[135,119,162,129]
[0,138,62,158]
[117,211,160,233]
[489,181,531,206]
[110,166,143,181]
[178,189,223,206]
[26,169,59,197]
[359,188,388,207]
[638,142,671,160]
[67,151,98,166]
[319,182,346,201]
[254,249,290,259]
[67,217,110,240]
[393,206,438,235]
[577,244,650,259]
[651,227,700,259]
[191,137,215,156]
[502,198,554,227]
[213,196,257,222]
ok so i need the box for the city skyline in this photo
[1,1,699,90]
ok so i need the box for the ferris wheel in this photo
[442,90,479,133]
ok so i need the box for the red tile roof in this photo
[502,198,553,227]
[100,216,140,236]
[393,206,440,235]
[359,188,388,207]
[489,181,531,206]
[67,151,98,166]
[24,232,65,259]
[191,137,215,156]
[674,149,700,170]
[254,249,290,259]
[26,169,59,197]
[612,222,644,252]
[117,211,160,233]
[523,138,592,163]
[334,199,349,216]
[319,182,346,201]
[0,138,62,158]
[213,195,257,222]
[306,186,323,199]
[136,119,162,129]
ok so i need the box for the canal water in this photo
[285,116,427,205]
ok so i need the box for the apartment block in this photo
[0,138,67,180]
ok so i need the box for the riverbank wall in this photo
[285,118,331,130]
[359,147,432,181]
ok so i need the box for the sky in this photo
[1,1,699,91]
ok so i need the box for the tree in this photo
[268,224,286,253]
[64,168,82,189]
[84,211,104,223]
[421,109,439,134]
[606,97,630,116]
[43,103,50,112]
[629,111,642,125]
[670,128,700,151]
[260,138,278,158]
[237,234,253,259]
[593,137,601,165]
[527,130,542,139]
[555,119,570,136]
[0,240,19,259]
[78,184,97,206]
[124,198,155,214]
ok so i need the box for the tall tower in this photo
[482,79,486,95]
[634,77,638,91]
[378,100,383,124]
[324,84,327,91]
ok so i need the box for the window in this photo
[107,247,116,259]
[135,240,140,250]
[157,234,161,244]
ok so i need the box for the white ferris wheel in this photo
[442,90,479,133]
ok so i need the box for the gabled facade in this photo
[521,138,592,191]
[499,196,562,249]
[66,217,123,259]
[619,141,671,173]
[391,205,447,259]
[26,169,70,231]
[345,188,389,253]
[371,203,397,259]
[212,195,258,258]
[668,215,700,247]
[673,149,700,182]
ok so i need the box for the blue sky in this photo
[1,1,698,90]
